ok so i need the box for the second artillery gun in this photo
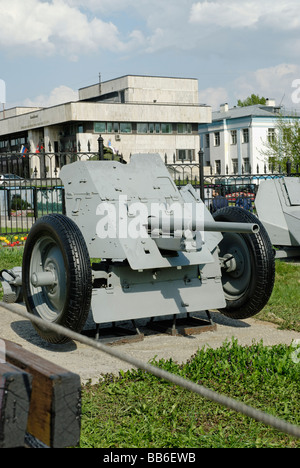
[2,154,275,343]
[255,176,300,259]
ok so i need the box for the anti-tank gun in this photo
[1,154,275,344]
[255,176,300,259]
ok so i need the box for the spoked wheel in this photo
[23,214,92,344]
[213,207,275,320]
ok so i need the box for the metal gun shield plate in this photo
[20,154,275,343]
[255,177,300,258]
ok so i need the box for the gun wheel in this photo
[23,214,92,344]
[213,207,275,320]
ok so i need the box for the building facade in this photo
[199,100,297,175]
[0,75,210,168]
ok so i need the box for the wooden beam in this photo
[2,339,81,448]
[0,362,32,448]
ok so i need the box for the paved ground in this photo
[1,303,299,384]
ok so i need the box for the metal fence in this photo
[0,147,125,237]
[199,155,300,214]
[0,149,299,237]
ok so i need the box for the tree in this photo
[260,114,300,168]
[11,194,31,211]
[237,94,266,107]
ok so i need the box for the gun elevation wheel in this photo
[23,214,92,344]
[213,207,275,320]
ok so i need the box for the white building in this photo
[0,75,210,166]
[199,100,296,175]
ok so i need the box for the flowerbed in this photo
[0,235,27,248]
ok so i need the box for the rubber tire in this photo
[213,206,275,320]
[23,214,92,344]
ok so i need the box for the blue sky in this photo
[1,0,300,111]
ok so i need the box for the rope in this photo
[1,302,300,440]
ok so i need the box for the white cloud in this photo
[234,64,300,108]
[23,85,78,107]
[190,0,300,30]
[0,0,128,59]
[198,87,229,110]
[67,0,196,52]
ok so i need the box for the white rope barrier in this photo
[1,302,300,440]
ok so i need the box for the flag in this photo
[35,144,44,153]
[21,145,28,156]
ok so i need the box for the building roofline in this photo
[211,104,286,122]
[1,99,209,124]
[78,74,198,91]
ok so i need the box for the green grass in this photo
[81,340,300,448]
[0,246,24,271]
[257,261,300,332]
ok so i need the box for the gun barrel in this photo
[202,221,259,234]
[148,216,259,234]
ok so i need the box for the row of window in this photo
[0,136,27,149]
[94,122,193,135]
[215,158,251,173]
[206,129,250,148]
[206,128,276,148]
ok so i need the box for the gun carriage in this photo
[1,154,275,343]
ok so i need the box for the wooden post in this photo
[2,339,81,448]
[0,362,32,448]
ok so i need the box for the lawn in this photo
[257,260,300,332]
[80,340,300,448]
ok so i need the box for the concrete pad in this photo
[0,303,299,384]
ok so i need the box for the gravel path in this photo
[0,303,299,384]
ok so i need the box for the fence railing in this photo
[0,149,299,236]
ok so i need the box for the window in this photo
[205,133,210,148]
[242,128,249,143]
[232,158,238,174]
[149,123,155,134]
[214,132,220,146]
[155,123,160,133]
[137,123,148,133]
[120,123,132,133]
[106,122,119,133]
[177,123,192,134]
[147,123,160,134]
[243,158,250,173]
[215,160,221,174]
[268,128,276,143]
[94,122,106,133]
[231,130,237,145]
[161,123,173,134]
[176,149,195,161]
